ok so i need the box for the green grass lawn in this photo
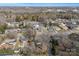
[0,49,14,55]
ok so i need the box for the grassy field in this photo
[0,49,14,55]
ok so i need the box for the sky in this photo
[0,3,79,7]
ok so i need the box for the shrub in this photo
[0,24,7,34]
[68,33,79,41]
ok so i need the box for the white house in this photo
[6,22,19,28]
[5,28,21,34]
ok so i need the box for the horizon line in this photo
[0,3,79,7]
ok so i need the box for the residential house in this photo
[6,22,20,28]
[5,28,21,34]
